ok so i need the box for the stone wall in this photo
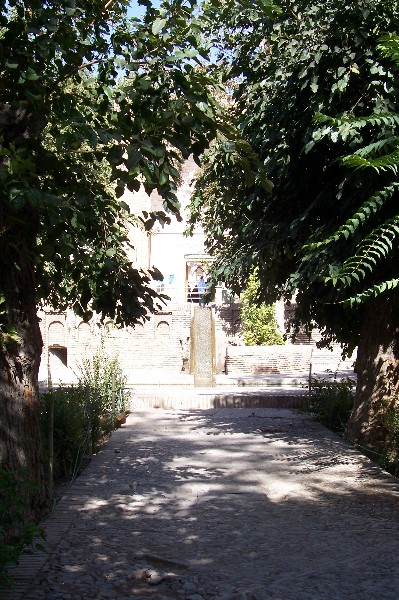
[39,302,356,387]
[38,302,236,386]
[225,344,355,376]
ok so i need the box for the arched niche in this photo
[78,322,91,344]
[48,321,65,347]
[156,321,170,337]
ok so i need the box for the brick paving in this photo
[4,406,399,600]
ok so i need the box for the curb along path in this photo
[5,408,399,600]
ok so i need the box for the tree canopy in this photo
[190,0,399,351]
[0,0,222,329]
[0,0,225,517]
[190,0,399,451]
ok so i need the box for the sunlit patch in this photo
[262,478,317,503]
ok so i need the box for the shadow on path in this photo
[5,408,399,600]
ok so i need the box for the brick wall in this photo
[225,344,355,376]
[39,303,356,387]
[39,303,227,385]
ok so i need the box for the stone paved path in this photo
[5,408,399,600]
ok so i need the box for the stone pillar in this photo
[191,306,215,387]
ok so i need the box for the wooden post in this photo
[47,349,54,500]
[47,396,54,501]
[86,385,92,456]
[111,371,116,428]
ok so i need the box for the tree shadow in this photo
[12,408,399,600]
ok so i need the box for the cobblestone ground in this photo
[5,408,399,600]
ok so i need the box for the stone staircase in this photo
[128,386,307,410]
[126,372,313,410]
[125,365,357,410]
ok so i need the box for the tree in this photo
[311,33,399,449]
[0,0,221,518]
[190,0,399,454]
[240,269,283,345]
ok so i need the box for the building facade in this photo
[38,158,355,387]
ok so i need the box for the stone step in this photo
[125,371,354,388]
[129,388,308,410]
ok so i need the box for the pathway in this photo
[5,407,399,600]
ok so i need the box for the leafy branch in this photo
[306,184,399,249]
[341,278,399,307]
[326,217,399,287]
[342,148,399,174]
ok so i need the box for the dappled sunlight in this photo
[262,477,318,502]
[37,407,399,600]
[80,407,399,522]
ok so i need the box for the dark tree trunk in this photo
[0,106,50,520]
[346,295,399,454]
[0,232,48,520]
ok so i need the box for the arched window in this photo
[78,322,91,344]
[48,321,65,347]
[156,321,170,337]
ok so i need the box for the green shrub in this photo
[0,469,46,589]
[76,343,129,450]
[41,343,130,483]
[381,403,399,477]
[41,386,88,482]
[305,378,399,477]
[303,376,355,432]
[240,269,284,346]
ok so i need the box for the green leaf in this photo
[152,18,167,35]
[24,67,40,81]
[103,86,113,99]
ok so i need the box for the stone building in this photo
[38,158,355,387]
[38,158,241,386]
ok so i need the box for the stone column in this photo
[191,306,215,387]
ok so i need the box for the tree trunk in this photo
[346,295,399,455]
[0,234,48,520]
